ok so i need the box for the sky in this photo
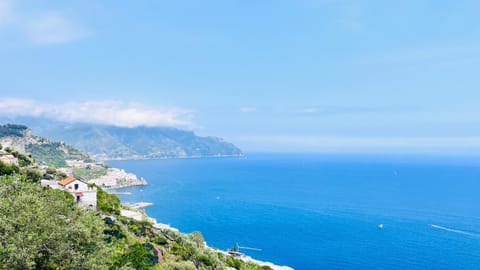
[1,0,480,153]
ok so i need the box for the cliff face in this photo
[0,124,37,153]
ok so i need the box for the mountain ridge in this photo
[0,118,243,160]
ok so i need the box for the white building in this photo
[58,176,97,207]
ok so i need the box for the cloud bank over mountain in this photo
[0,97,194,128]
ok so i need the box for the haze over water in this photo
[110,153,480,270]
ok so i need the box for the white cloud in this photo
[0,1,87,45]
[240,107,257,113]
[0,98,194,128]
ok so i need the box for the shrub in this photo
[0,161,20,176]
[56,171,67,180]
[103,217,126,243]
[7,149,34,167]
[114,243,158,270]
[161,261,197,270]
[189,231,205,247]
[96,187,121,215]
[226,256,243,269]
[195,253,214,266]
[22,168,42,183]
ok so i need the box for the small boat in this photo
[378,223,384,229]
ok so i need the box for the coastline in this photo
[118,197,294,270]
[96,153,245,161]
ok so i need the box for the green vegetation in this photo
[97,186,121,215]
[46,167,57,174]
[0,160,20,175]
[0,124,28,137]
[22,168,42,183]
[0,169,274,269]
[25,142,92,167]
[0,160,42,183]
[5,147,34,167]
[31,124,243,160]
[0,125,271,270]
[72,166,108,180]
[25,143,67,167]
[0,176,113,269]
[56,171,68,180]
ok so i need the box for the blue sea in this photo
[109,153,480,270]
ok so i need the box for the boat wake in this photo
[429,224,480,238]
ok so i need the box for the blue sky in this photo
[1,0,480,153]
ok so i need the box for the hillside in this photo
[0,124,147,188]
[0,124,91,167]
[0,148,272,270]
[0,125,277,270]
[2,118,243,160]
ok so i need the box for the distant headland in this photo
[0,117,243,160]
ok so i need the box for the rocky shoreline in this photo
[119,200,293,270]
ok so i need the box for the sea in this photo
[108,153,480,270]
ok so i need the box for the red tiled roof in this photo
[58,176,76,186]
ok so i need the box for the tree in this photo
[0,180,115,269]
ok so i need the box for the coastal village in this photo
[0,125,292,270]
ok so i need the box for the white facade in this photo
[78,190,97,208]
[59,178,97,208]
[63,179,89,192]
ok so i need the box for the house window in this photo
[74,184,79,190]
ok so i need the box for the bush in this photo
[195,253,214,266]
[56,171,67,180]
[103,217,126,243]
[96,187,121,215]
[189,231,205,247]
[22,168,42,183]
[7,149,34,167]
[161,261,197,270]
[226,256,243,269]
[114,243,158,270]
[153,234,168,245]
[0,161,20,176]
